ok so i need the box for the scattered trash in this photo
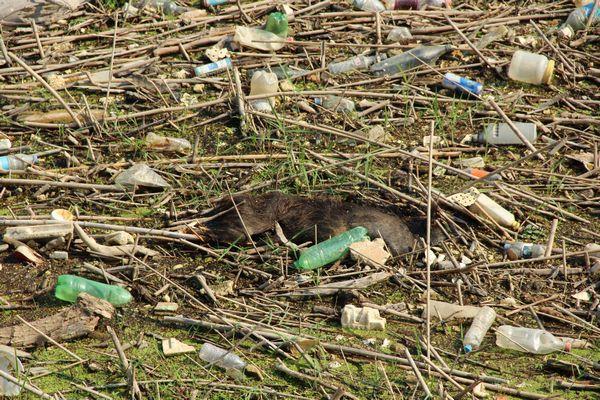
[234,26,287,52]
[49,250,68,260]
[115,164,171,189]
[162,338,195,356]
[422,300,481,320]
[354,0,385,12]
[0,154,37,171]
[386,27,412,43]
[249,71,279,112]
[341,304,386,330]
[463,306,496,352]
[154,302,179,313]
[468,122,537,145]
[194,58,232,77]
[449,188,519,229]
[508,50,554,85]
[264,12,288,37]
[442,72,483,96]
[558,2,599,38]
[328,54,384,75]
[504,242,546,260]
[370,45,452,75]
[198,343,246,371]
[103,231,135,246]
[0,350,24,396]
[4,223,73,241]
[55,274,133,306]
[495,326,570,354]
[50,209,74,221]
[314,95,356,113]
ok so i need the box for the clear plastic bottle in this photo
[249,71,279,112]
[145,132,191,153]
[328,54,383,75]
[294,226,369,270]
[234,26,287,52]
[476,122,537,145]
[442,72,483,95]
[194,57,232,77]
[0,154,38,170]
[354,0,386,12]
[508,51,554,85]
[199,343,246,370]
[421,300,481,320]
[138,0,190,15]
[265,12,288,37]
[370,45,452,76]
[558,2,600,38]
[496,326,568,354]
[386,27,412,43]
[55,275,132,306]
[463,306,496,352]
[504,242,546,260]
[314,95,356,113]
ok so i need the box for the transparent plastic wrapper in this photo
[386,27,412,43]
[0,138,11,151]
[341,305,386,330]
[55,274,133,306]
[199,343,246,371]
[508,51,554,85]
[0,154,37,170]
[249,71,279,112]
[496,326,568,354]
[234,26,287,52]
[0,0,85,25]
[475,26,509,50]
[463,306,496,352]
[0,350,23,397]
[145,132,191,153]
[294,227,369,270]
[136,0,190,15]
[385,0,451,10]
[115,164,171,189]
[354,0,385,12]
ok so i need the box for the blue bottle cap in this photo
[464,344,472,353]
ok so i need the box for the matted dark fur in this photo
[202,192,428,256]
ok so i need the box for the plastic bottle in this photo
[234,26,287,52]
[385,0,450,9]
[55,275,133,306]
[314,95,356,113]
[199,343,246,370]
[139,0,190,15]
[370,45,452,76]
[503,242,546,261]
[249,71,279,112]
[496,326,569,354]
[3,223,73,241]
[328,54,383,75]
[422,300,481,320]
[294,226,369,270]
[442,72,483,96]
[386,27,412,42]
[476,122,537,145]
[463,306,496,352]
[194,57,232,77]
[354,0,386,12]
[145,132,191,153]
[508,50,554,85]
[469,189,519,229]
[0,154,37,171]
[558,2,600,38]
[265,12,288,37]
[574,0,594,6]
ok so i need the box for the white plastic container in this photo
[249,71,279,112]
[477,122,537,145]
[470,191,519,230]
[508,51,554,85]
[496,326,568,354]
[145,132,191,153]
[341,305,386,330]
[421,300,481,320]
[199,343,246,370]
[463,306,496,352]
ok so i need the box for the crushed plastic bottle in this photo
[496,326,569,354]
[341,305,386,330]
[386,27,412,43]
[422,300,481,320]
[0,154,37,171]
[328,54,384,75]
[234,26,287,52]
[0,350,24,397]
[249,70,279,112]
[55,274,133,306]
[354,0,386,12]
[115,164,171,189]
[508,50,554,85]
[558,2,600,38]
[463,306,496,352]
[265,12,288,37]
[370,45,452,76]
[294,227,369,270]
[474,122,537,145]
[145,132,191,153]
[314,95,356,113]
[194,57,232,77]
[442,72,483,96]
[504,242,546,260]
[199,343,246,370]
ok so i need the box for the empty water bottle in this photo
[314,95,356,113]
[354,0,386,12]
[508,51,554,85]
[199,343,246,370]
[442,73,483,96]
[294,227,369,270]
[475,122,537,145]
[370,45,452,76]
[249,71,279,112]
[0,154,38,171]
[496,326,569,354]
[265,12,288,37]
[558,2,600,38]
[463,306,496,352]
[328,54,383,75]
[504,242,546,260]
[55,275,133,306]
[194,58,232,77]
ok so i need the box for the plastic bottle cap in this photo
[464,344,473,353]
[542,60,555,85]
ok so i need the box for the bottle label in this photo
[0,156,8,170]
[194,58,232,77]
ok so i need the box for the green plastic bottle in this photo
[55,275,132,306]
[293,227,369,270]
[265,12,288,38]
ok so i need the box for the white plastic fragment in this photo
[341,304,386,330]
[162,338,195,356]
